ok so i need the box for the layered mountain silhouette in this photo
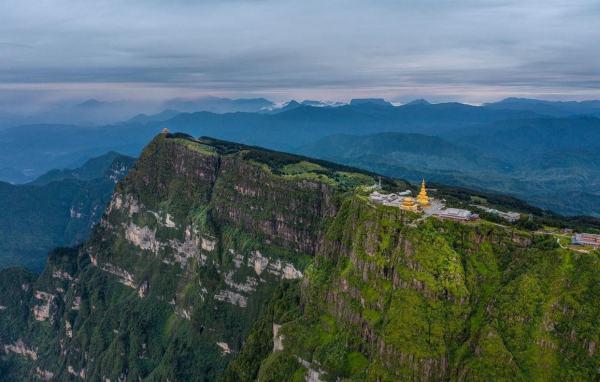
[1,98,599,216]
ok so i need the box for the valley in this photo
[0,152,134,271]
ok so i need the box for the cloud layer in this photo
[1,0,599,107]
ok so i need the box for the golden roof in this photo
[417,179,430,206]
[400,196,418,212]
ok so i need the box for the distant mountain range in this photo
[1,97,600,216]
[484,97,600,117]
[0,99,152,128]
[300,120,600,216]
[0,96,273,129]
[0,101,536,182]
[0,152,134,271]
[161,96,274,113]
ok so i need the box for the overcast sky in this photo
[1,0,600,109]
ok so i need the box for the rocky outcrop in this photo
[32,290,56,322]
[34,367,54,381]
[214,290,248,308]
[125,222,159,253]
[95,262,136,288]
[248,250,302,279]
[212,156,336,255]
[3,339,38,360]
[296,357,325,382]
[217,342,232,355]
[272,324,284,352]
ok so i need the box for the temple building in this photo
[400,196,419,212]
[433,208,478,222]
[417,179,430,207]
[572,233,600,248]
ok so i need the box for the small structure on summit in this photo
[416,179,430,207]
[162,127,170,134]
[369,179,432,213]
[368,179,480,222]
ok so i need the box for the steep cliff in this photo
[231,197,600,381]
[0,133,598,381]
[0,133,377,381]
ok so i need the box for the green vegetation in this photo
[0,152,134,271]
[237,197,600,381]
[0,133,598,381]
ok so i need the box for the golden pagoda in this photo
[400,196,418,212]
[416,179,430,207]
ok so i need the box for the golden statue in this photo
[417,179,430,207]
[400,196,418,212]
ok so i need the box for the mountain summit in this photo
[0,133,598,381]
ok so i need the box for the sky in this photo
[1,0,600,112]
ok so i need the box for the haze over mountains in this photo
[1,96,600,216]
[0,96,279,130]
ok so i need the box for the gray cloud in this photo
[1,0,599,108]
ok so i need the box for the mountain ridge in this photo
[0,133,598,381]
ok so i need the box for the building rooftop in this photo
[472,205,520,222]
[572,233,600,247]
[369,190,416,208]
[433,208,477,221]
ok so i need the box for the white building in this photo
[369,190,412,208]
[572,233,600,247]
[433,208,477,222]
[473,205,520,222]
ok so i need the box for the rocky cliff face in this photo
[238,197,600,381]
[0,133,598,381]
[0,133,358,381]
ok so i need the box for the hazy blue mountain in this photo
[29,151,134,185]
[0,112,28,130]
[0,167,31,184]
[349,98,394,107]
[126,109,181,124]
[3,101,600,216]
[1,97,276,130]
[21,99,155,127]
[403,98,431,106]
[0,152,134,271]
[300,99,345,107]
[0,123,152,183]
[269,100,303,113]
[299,130,600,216]
[162,96,274,113]
[484,97,600,117]
[0,102,544,183]
[299,132,510,173]
[448,117,600,162]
